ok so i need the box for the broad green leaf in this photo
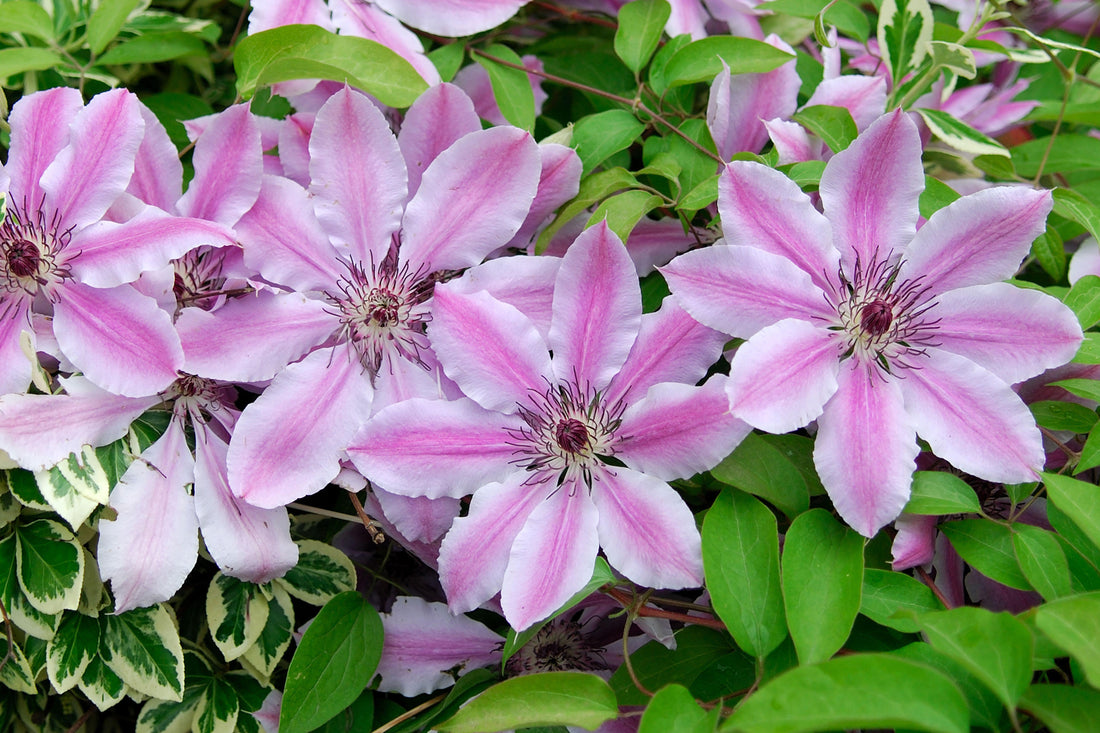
[428,42,464,83]
[535,168,639,253]
[860,568,943,633]
[1021,684,1100,733]
[792,105,858,153]
[919,175,961,219]
[638,684,710,733]
[241,582,293,682]
[782,510,863,664]
[0,635,36,693]
[408,668,500,733]
[646,33,691,95]
[0,47,65,80]
[35,446,110,530]
[1014,524,1073,601]
[916,109,1009,158]
[928,40,975,79]
[474,44,535,131]
[0,1,55,41]
[234,25,428,107]
[893,641,1004,731]
[614,0,671,73]
[98,32,208,65]
[904,471,981,515]
[722,653,968,733]
[47,611,100,693]
[277,539,355,606]
[1054,187,1100,246]
[280,591,383,733]
[920,607,1033,707]
[1065,275,1100,330]
[587,190,663,242]
[79,652,128,711]
[1044,472,1100,554]
[702,490,786,658]
[784,160,826,189]
[102,604,185,701]
[15,518,83,614]
[86,0,142,55]
[611,626,740,706]
[1078,422,1100,472]
[877,0,933,87]
[757,0,869,41]
[195,677,239,733]
[1013,135,1100,178]
[1031,400,1097,434]
[207,574,269,662]
[1032,229,1068,281]
[709,432,811,518]
[572,109,645,175]
[661,36,794,87]
[1035,592,1100,688]
[436,672,618,733]
[940,519,1031,591]
[678,174,719,212]
[137,696,202,733]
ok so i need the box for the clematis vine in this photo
[663,110,1083,537]
[350,221,749,630]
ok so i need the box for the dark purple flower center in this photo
[859,298,893,336]
[504,618,605,676]
[0,199,72,295]
[6,238,40,278]
[173,246,231,311]
[554,418,590,453]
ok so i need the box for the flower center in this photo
[0,199,71,296]
[173,246,230,311]
[554,418,590,453]
[504,618,605,676]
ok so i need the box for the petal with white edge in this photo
[398,83,481,197]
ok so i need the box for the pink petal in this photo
[549,222,642,390]
[443,256,561,342]
[349,397,518,500]
[438,472,553,614]
[891,513,938,571]
[52,283,182,397]
[0,296,33,395]
[247,0,332,32]
[228,345,374,508]
[176,292,332,382]
[501,483,600,630]
[661,244,833,339]
[177,104,263,225]
[399,126,540,272]
[398,83,481,197]
[708,37,799,159]
[898,186,1053,295]
[814,364,918,537]
[370,349,459,412]
[372,0,525,36]
[805,75,888,131]
[510,142,582,248]
[330,0,441,84]
[193,425,298,583]
[591,467,704,589]
[765,117,820,165]
[718,162,838,291]
[430,287,552,413]
[277,112,314,188]
[930,282,1082,384]
[4,88,84,208]
[98,418,198,612]
[898,349,1045,484]
[727,319,841,434]
[666,0,709,37]
[377,596,501,696]
[617,378,750,480]
[126,103,183,210]
[310,88,407,264]
[372,486,460,544]
[819,110,924,272]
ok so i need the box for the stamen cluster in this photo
[0,199,72,297]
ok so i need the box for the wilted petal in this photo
[501,484,600,631]
[4,88,84,206]
[819,110,924,272]
[373,0,525,36]
[177,104,263,225]
[591,467,704,589]
[438,472,553,614]
[398,83,481,197]
[549,223,642,390]
[727,319,840,434]
[899,349,1045,484]
[349,397,517,499]
[98,419,198,612]
[194,426,297,583]
[373,485,460,543]
[53,283,182,397]
[228,345,374,508]
[377,596,501,696]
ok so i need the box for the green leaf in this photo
[79,652,128,711]
[916,109,1009,158]
[0,1,55,41]
[1078,423,1100,473]
[86,0,142,55]
[638,684,710,733]
[278,539,355,606]
[877,0,933,88]
[475,44,535,131]
[195,677,239,733]
[940,519,1031,591]
[709,432,812,518]
[0,47,65,79]
[98,31,208,65]
[1054,188,1100,246]
[758,0,869,41]
[1045,472,1100,557]
[860,569,943,633]
[1021,684,1100,733]
[0,635,37,693]
[919,175,961,219]
[611,626,742,706]
[1056,375,1100,402]
[679,174,719,212]
[661,36,794,87]
[436,672,618,733]
[102,604,185,701]
[928,40,976,79]
[234,24,428,107]
[782,509,863,664]
[722,653,968,733]
[893,641,1004,731]
[1014,524,1073,601]
[46,611,100,693]
[919,607,1033,708]
[702,490,786,658]
[428,42,464,83]
[280,591,383,733]
[207,574,269,662]
[587,190,664,243]
[240,582,294,682]
[904,471,981,515]
[1032,229,1067,281]
[1035,592,1100,688]
[1031,400,1097,434]
[792,105,858,153]
[35,446,110,531]
[647,33,691,95]
[1065,275,1100,330]
[535,167,639,254]
[1073,332,1100,366]
[573,109,646,175]
[15,518,83,614]
[1013,135,1100,178]
[615,0,671,73]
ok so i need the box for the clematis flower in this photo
[663,110,1082,537]
[349,221,749,630]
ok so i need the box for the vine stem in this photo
[603,586,728,631]
[916,566,954,609]
[371,692,448,733]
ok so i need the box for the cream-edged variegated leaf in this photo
[207,573,269,662]
[929,41,976,80]
[0,490,21,527]
[79,653,129,711]
[917,108,1010,158]
[35,448,107,530]
[136,697,201,733]
[877,0,933,83]
[15,518,84,615]
[47,610,100,693]
[194,677,240,733]
[240,582,294,683]
[0,635,36,693]
[276,539,355,606]
[102,604,185,702]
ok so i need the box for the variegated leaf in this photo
[34,446,108,531]
[917,108,1009,158]
[207,573,269,662]
[195,677,240,733]
[47,610,100,693]
[102,604,185,701]
[877,0,933,84]
[0,635,36,693]
[79,653,129,711]
[277,540,355,606]
[241,582,294,683]
[15,518,84,615]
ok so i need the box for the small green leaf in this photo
[661,36,794,87]
[86,0,142,55]
[47,611,100,693]
[702,490,787,658]
[278,539,355,606]
[535,167,639,254]
[15,518,83,614]
[1035,592,1100,688]
[1021,684,1100,733]
[860,569,943,633]
[428,42,464,83]
[475,44,535,131]
[1065,275,1100,330]
[1031,400,1097,434]
[1014,524,1073,601]
[1054,188,1100,247]
[98,31,208,65]
[1073,332,1100,365]
[0,47,65,79]
[916,109,1009,158]
[1078,423,1100,473]
[709,432,811,518]
[0,0,55,41]
[1044,472,1100,556]
[207,574,269,662]
[611,626,741,706]
[792,105,858,153]
[573,109,646,175]
[587,190,663,243]
[678,174,719,212]
[280,591,383,733]
[638,684,710,733]
[614,0,671,73]
[102,604,185,701]
[436,672,618,733]
[904,471,981,515]
[1032,228,1067,281]
[940,519,1031,591]
[877,0,933,89]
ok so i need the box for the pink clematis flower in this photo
[663,110,1082,537]
[349,221,749,630]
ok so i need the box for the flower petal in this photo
[127,103,183,210]
[708,37,799,159]
[814,363,918,538]
[398,83,481,197]
[330,0,441,84]
[4,88,84,207]
[372,0,525,36]
[177,104,263,225]
[443,256,561,341]
[373,486,460,544]
[510,142,582,248]
[891,513,937,571]
[0,296,33,395]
